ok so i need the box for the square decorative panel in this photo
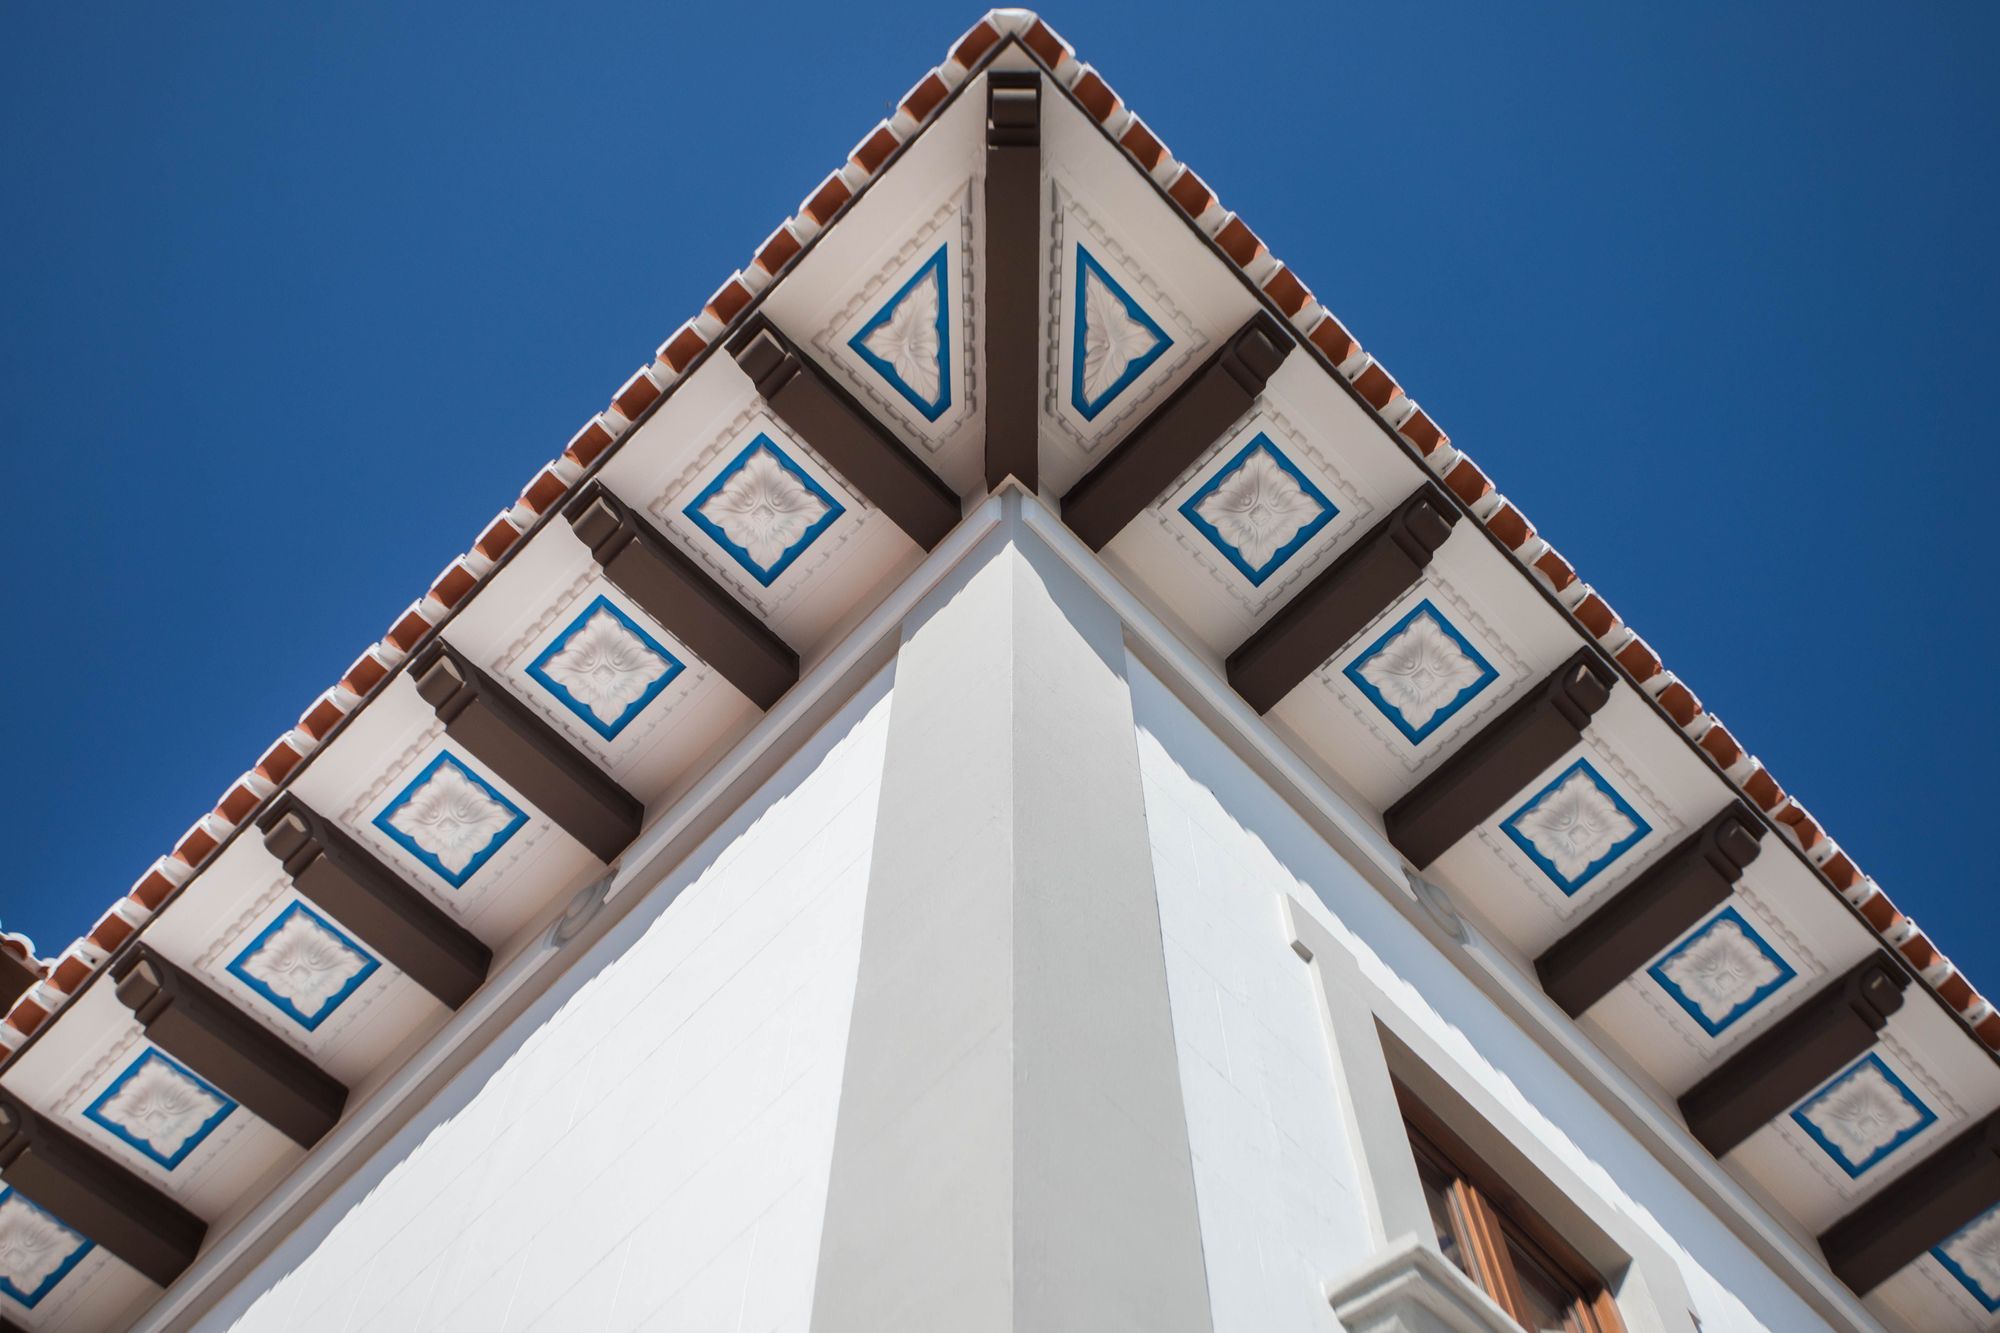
[1934,1203,2000,1313]
[372,751,527,889]
[849,243,951,422]
[1342,600,1499,745]
[1070,244,1172,421]
[226,900,381,1032]
[525,595,684,741]
[1791,1052,1938,1178]
[1177,434,1338,586]
[84,1048,235,1170]
[1646,905,1797,1036]
[0,1188,92,1310]
[1500,758,1652,895]
[684,435,845,587]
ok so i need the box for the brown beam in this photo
[410,639,641,863]
[1062,312,1291,551]
[0,948,37,1014]
[109,946,347,1150]
[728,317,960,551]
[1226,483,1459,713]
[1384,648,1618,869]
[565,480,798,710]
[0,1093,206,1289]
[1819,1109,2000,1295]
[259,796,491,1009]
[1535,803,1766,1017]
[1679,953,1909,1158]
[984,69,1041,493]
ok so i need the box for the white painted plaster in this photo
[1128,656,1849,1333]
[203,674,894,1333]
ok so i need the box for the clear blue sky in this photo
[3,4,1994,978]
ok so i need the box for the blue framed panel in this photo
[1500,758,1652,895]
[849,244,952,421]
[83,1048,236,1171]
[525,595,685,741]
[683,436,845,588]
[1178,434,1338,586]
[226,900,382,1032]
[1342,600,1500,745]
[372,751,528,889]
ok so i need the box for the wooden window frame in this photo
[1400,1085,1626,1333]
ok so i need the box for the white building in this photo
[0,12,1994,1332]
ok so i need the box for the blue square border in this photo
[683,436,845,588]
[371,751,527,889]
[1791,1051,1939,1178]
[226,900,382,1032]
[0,1188,93,1309]
[1932,1205,2000,1313]
[1177,435,1338,586]
[1341,600,1500,745]
[848,244,952,422]
[1070,245,1172,421]
[1645,905,1797,1037]
[83,1048,236,1171]
[525,595,685,741]
[1500,757,1653,896]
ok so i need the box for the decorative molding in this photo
[503,575,707,757]
[1062,312,1290,550]
[0,1095,205,1289]
[1042,179,1205,454]
[524,595,685,742]
[223,902,380,1034]
[649,407,867,619]
[1498,757,1652,896]
[1315,575,1531,774]
[0,1187,92,1311]
[1325,1234,1520,1333]
[112,947,349,1148]
[569,480,798,710]
[1384,648,1618,870]
[1227,483,1450,713]
[813,185,979,449]
[1792,1050,1939,1179]
[371,750,527,889]
[1346,601,1500,747]
[1678,953,1908,1158]
[411,641,642,864]
[728,319,957,554]
[1647,904,1797,1038]
[82,1048,235,1172]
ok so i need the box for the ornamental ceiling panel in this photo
[134,836,442,1088]
[286,676,601,944]
[0,984,295,1223]
[439,530,759,796]
[594,362,925,656]
[1733,999,2000,1233]
[1033,90,1261,495]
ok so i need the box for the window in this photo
[1401,1090,1625,1333]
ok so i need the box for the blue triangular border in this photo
[1071,244,1171,420]
[849,245,952,421]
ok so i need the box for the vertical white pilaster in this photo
[811,496,1212,1333]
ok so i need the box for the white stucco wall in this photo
[1129,657,1837,1333]
[204,675,893,1333]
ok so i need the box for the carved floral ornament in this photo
[84,1049,235,1169]
[0,1190,89,1309]
[852,245,950,418]
[1347,603,1498,743]
[1183,439,1335,584]
[373,752,527,888]
[229,901,380,1030]
[1792,1053,1938,1176]
[1071,245,1170,420]
[1506,767,1642,885]
[686,438,844,587]
[1647,906,1796,1035]
[528,597,683,740]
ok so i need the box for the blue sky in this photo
[3,3,1994,978]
